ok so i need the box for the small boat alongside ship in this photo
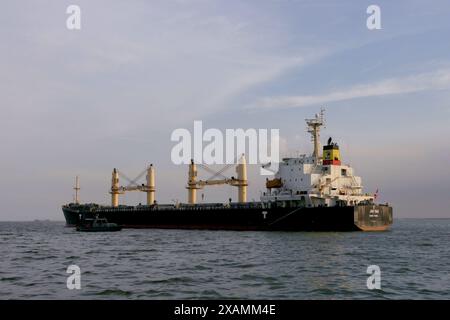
[76,216,122,232]
[63,111,393,232]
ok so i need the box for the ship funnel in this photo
[323,141,341,165]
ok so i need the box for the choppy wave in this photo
[0,219,449,299]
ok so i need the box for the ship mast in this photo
[306,108,325,163]
[73,176,80,204]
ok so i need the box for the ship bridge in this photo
[261,111,375,208]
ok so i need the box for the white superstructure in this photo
[260,111,374,207]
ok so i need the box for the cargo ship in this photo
[62,111,393,231]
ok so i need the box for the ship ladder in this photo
[268,207,303,227]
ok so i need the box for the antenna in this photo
[74,176,80,204]
[305,108,326,163]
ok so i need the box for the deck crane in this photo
[110,164,155,207]
[186,154,248,204]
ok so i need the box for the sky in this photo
[1,0,450,220]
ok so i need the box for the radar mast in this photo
[305,108,325,163]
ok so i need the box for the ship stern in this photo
[354,204,393,231]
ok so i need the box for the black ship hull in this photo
[63,203,392,232]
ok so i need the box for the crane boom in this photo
[186,155,248,204]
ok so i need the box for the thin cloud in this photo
[250,69,450,110]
